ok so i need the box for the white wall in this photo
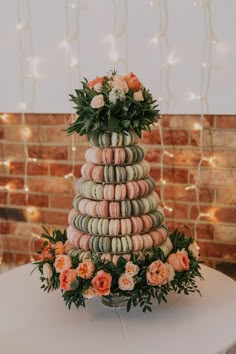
[0,0,235,114]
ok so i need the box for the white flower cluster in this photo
[109,87,126,104]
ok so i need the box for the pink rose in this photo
[53,241,65,255]
[77,259,95,280]
[118,273,135,291]
[133,90,144,101]
[59,269,77,291]
[146,260,167,286]
[125,262,140,277]
[43,263,53,279]
[83,286,97,299]
[91,270,112,296]
[167,250,190,272]
[90,94,105,109]
[54,255,72,273]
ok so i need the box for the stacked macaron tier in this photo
[66,130,173,261]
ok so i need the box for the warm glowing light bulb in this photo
[24,186,29,192]
[19,102,27,110]
[0,114,8,121]
[16,22,24,31]
[164,206,173,212]
[160,178,167,185]
[70,57,79,68]
[71,146,76,152]
[21,127,31,140]
[193,122,202,130]
[185,185,197,191]
[164,151,174,158]
[64,172,75,179]
[167,53,178,66]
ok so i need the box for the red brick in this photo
[216,115,236,129]
[9,221,42,236]
[164,202,189,220]
[10,162,48,176]
[9,193,49,207]
[4,126,47,143]
[2,143,25,159]
[162,185,214,203]
[0,127,4,139]
[50,163,82,177]
[214,225,236,243]
[50,195,73,209]
[190,206,236,223]
[3,251,32,265]
[3,236,30,252]
[163,115,214,129]
[198,242,236,261]
[40,210,68,226]
[0,177,24,190]
[151,167,188,184]
[0,221,10,234]
[217,189,236,205]
[145,149,161,163]
[28,177,71,194]
[28,145,68,160]
[165,221,214,240]
[68,145,89,161]
[141,129,159,144]
[191,129,236,148]
[0,113,21,125]
[25,113,66,126]
[46,126,70,143]
[189,169,236,187]
[0,191,7,204]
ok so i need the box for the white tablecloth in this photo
[0,264,236,354]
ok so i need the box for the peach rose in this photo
[87,76,104,89]
[39,244,54,261]
[146,260,167,286]
[54,255,72,273]
[118,273,135,291]
[133,90,144,102]
[111,74,129,93]
[90,94,105,109]
[43,263,53,279]
[77,259,95,279]
[83,286,97,299]
[93,83,103,93]
[54,241,65,255]
[165,263,175,283]
[125,72,142,91]
[125,262,140,277]
[59,269,77,291]
[167,250,190,272]
[91,270,112,296]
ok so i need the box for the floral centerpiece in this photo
[33,70,203,312]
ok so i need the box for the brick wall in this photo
[0,113,236,268]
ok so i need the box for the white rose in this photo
[93,83,103,93]
[133,90,144,101]
[90,94,105,109]
[118,273,135,291]
[125,261,140,277]
[109,87,126,104]
[189,242,199,259]
[43,263,53,279]
[83,286,97,299]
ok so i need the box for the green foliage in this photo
[66,72,160,138]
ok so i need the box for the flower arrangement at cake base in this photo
[33,227,202,312]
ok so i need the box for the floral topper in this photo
[67,70,160,138]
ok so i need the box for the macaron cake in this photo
[65,129,172,263]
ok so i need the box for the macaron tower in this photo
[66,129,173,264]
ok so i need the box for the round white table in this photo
[0,264,236,354]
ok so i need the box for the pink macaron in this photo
[115,184,126,200]
[121,219,132,235]
[79,234,91,251]
[137,180,149,197]
[67,226,83,248]
[109,202,120,218]
[149,230,163,247]
[140,215,153,232]
[114,148,126,164]
[92,165,104,182]
[126,181,139,199]
[131,234,143,252]
[102,148,113,164]
[81,163,95,180]
[78,199,90,214]
[104,184,115,200]
[96,200,109,217]
[109,219,120,235]
[86,200,98,217]
[90,148,103,164]
[142,234,153,249]
[131,216,143,234]
[68,208,79,225]
[157,227,168,243]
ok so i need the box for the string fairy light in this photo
[61,0,81,183]
[185,0,217,241]
[103,0,128,72]
[149,0,175,214]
